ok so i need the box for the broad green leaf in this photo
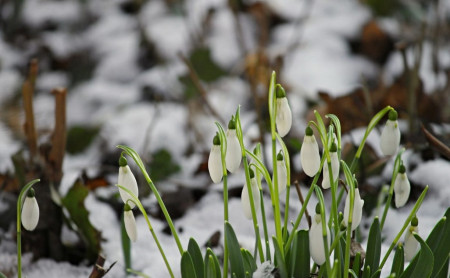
[364,217,381,278]
[147,149,180,182]
[66,126,99,154]
[188,238,204,278]
[352,252,361,277]
[241,249,257,274]
[0,272,6,278]
[435,257,449,278]
[362,265,371,278]
[205,255,217,278]
[205,248,221,278]
[400,233,434,278]
[189,48,225,82]
[181,252,198,278]
[273,236,288,278]
[225,222,245,278]
[61,180,101,263]
[429,208,450,277]
[390,244,404,276]
[289,230,310,278]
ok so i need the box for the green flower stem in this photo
[259,188,271,261]
[341,161,356,278]
[275,133,291,241]
[17,178,40,278]
[378,186,429,271]
[315,186,333,276]
[327,160,341,277]
[283,186,290,241]
[117,185,174,278]
[117,145,183,254]
[284,155,326,255]
[350,106,393,172]
[380,148,405,229]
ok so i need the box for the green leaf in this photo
[326,114,341,150]
[121,213,132,272]
[205,255,217,278]
[181,251,198,278]
[188,238,205,278]
[364,217,381,278]
[352,252,361,277]
[189,47,225,82]
[241,249,257,275]
[290,230,310,278]
[400,233,434,278]
[225,222,245,278]
[66,125,99,154]
[429,208,450,277]
[273,236,288,278]
[61,180,101,263]
[390,244,404,277]
[0,272,7,278]
[205,248,221,278]
[435,257,449,278]
[147,149,180,182]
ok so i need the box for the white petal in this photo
[208,145,223,183]
[253,261,275,278]
[124,210,138,242]
[394,173,410,208]
[322,165,331,189]
[225,129,242,173]
[380,120,401,156]
[300,135,321,177]
[276,98,292,137]
[276,160,287,194]
[404,227,419,261]
[241,178,260,219]
[309,215,330,265]
[21,197,39,231]
[343,189,364,231]
[322,153,339,189]
[118,165,139,208]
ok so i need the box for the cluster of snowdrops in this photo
[15,72,449,278]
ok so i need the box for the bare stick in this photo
[294,180,311,228]
[421,124,450,159]
[49,88,67,182]
[22,59,39,160]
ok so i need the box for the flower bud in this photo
[343,188,365,231]
[404,217,419,261]
[124,204,137,242]
[275,86,292,137]
[276,151,287,194]
[21,188,40,231]
[208,133,223,183]
[380,110,400,156]
[225,119,242,173]
[322,143,339,189]
[118,155,139,209]
[300,126,321,177]
[309,213,330,265]
[241,176,260,219]
[394,165,410,208]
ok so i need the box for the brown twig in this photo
[294,180,311,228]
[88,255,116,278]
[178,52,225,124]
[48,88,67,182]
[421,124,450,159]
[22,59,39,160]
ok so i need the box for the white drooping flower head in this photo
[118,155,139,209]
[404,216,419,261]
[253,261,276,278]
[225,118,242,173]
[300,126,321,177]
[394,165,410,208]
[208,133,223,183]
[276,151,287,195]
[343,188,365,231]
[309,204,330,265]
[380,110,401,156]
[322,142,339,189]
[21,188,39,231]
[241,169,261,219]
[275,86,292,137]
[124,203,137,242]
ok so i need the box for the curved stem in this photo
[16,178,40,278]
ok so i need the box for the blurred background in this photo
[0,0,449,276]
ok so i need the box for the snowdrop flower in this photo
[275,86,292,137]
[124,203,137,242]
[394,165,410,208]
[208,133,223,183]
[380,110,401,156]
[118,155,139,209]
[300,126,321,177]
[322,143,339,189]
[404,217,419,261]
[253,261,276,278]
[309,205,330,265]
[241,169,260,219]
[21,188,39,231]
[343,188,365,231]
[225,118,241,173]
[276,151,287,194]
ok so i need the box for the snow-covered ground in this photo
[0,0,449,277]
